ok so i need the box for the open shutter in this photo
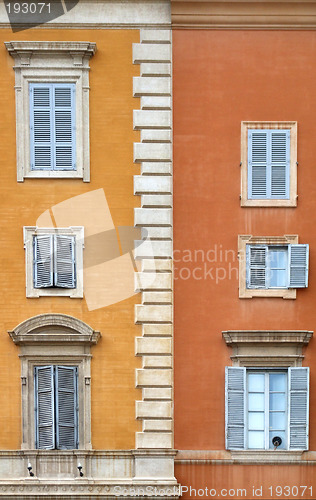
[54,235,76,288]
[33,235,53,288]
[288,367,309,450]
[53,84,76,171]
[248,130,268,198]
[270,130,290,198]
[225,367,246,450]
[35,366,55,450]
[289,244,309,288]
[247,245,267,288]
[30,84,53,170]
[55,366,78,449]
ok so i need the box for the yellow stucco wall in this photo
[0,28,141,450]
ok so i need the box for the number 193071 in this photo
[268,486,313,497]
[5,2,51,15]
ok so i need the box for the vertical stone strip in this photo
[133,29,173,449]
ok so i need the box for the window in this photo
[5,41,96,181]
[9,314,101,450]
[241,122,297,207]
[247,244,308,290]
[35,365,78,450]
[24,226,84,298]
[30,83,76,172]
[238,235,308,299]
[225,366,309,451]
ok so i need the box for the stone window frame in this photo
[8,314,101,451]
[223,330,313,461]
[238,234,299,299]
[23,226,84,298]
[240,121,297,207]
[5,41,96,182]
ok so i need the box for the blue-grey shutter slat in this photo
[271,130,290,198]
[53,84,76,171]
[56,366,78,449]
[247,245,267,288]
[33,235,54,288]
[54,235,76,288]
[289,367,309,450]
[289,244,309,288]
[225,367,246,450]
[248,130,268,199]
[30,84,53,170]
[35,366,55,450]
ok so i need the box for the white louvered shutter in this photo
[55,366,78,449]
[248,130,268,198]
[53,84,76,171]
[225,367,246,450]
[35,366,55,450]
[54,235,76,288]
[247,245,267,288]
[288,367,309,450]
[270,130,290,198]
[289,244,309,288]
[30,84,53,170]
[33,235,54,288]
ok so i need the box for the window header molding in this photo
[8,313,101,346]
[222,330,313,367]
[5,41,97,66]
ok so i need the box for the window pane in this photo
[269,430,286,450]
[248,393,265,411]
[269,373,286,392]
[248,412,265,430]
[248,431,265,449]
[248,373,265,392]
[270,393,286,411]
[270,412,286,430]
[269,249,287,268]
[269,269,287,287]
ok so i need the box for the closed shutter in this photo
[30,85,53,170]
[248,129,290,199]
[248,130,268,198]
[289,244,309,288]
[53,84,76,171]
[289,367,309,450]
[35,366,55,450]
[54,235,76,288]
[225,367,246,450]
[55,366,78,449]
[271,130,290,198]
[247,245,267,288]
[33,235,54,288]
[30,83,76,171]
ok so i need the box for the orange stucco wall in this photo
[173,29,316,496]
[175,463,316,499]
[0,28,141,450]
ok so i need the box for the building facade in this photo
[0,1,178,497]
[172,1,316,499]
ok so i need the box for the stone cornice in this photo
[8,314,101,345]
[171,1,316,29]
[5,41,96,60]
[223,330,313,367]
[223,330,313,346]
